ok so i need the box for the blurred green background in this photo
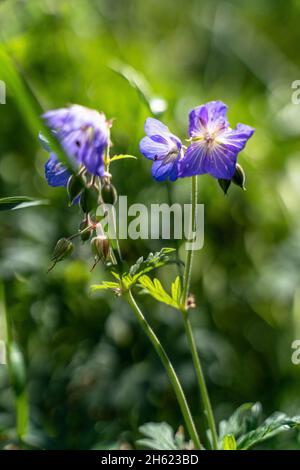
[1,0,300,450]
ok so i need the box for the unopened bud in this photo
[101,182,117,205]
[80,187,98,213]
[79,219,92,242]
[90,236,110,270]
[232,164,246,190]
[218,178,231,195]
[67,175,84,205]
[48,238,73,272]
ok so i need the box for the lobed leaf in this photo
[137,422,179,450]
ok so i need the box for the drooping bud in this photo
[218,178,231,195]
[80,187,98,213]
[67,174,84,205]
[101,182,117,205]
[79,218,92,242]
[90,235,110,270]
[48,238,74,272]
[232,163,246,190]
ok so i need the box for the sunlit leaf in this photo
[219,402,300,450]
[138,275,181,310]
[222,434,237,450]
[237,413,300,450]
[137,422,179,450]
[0,196,48,211]
[109,154,137,163]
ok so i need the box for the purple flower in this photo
[139,118,182,182]
[42,104,109,179]
[179,101,254,180]
[45,153,71,187]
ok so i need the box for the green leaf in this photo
[0,196,48,211]
[92,249,181,297]
[222,434,237,450]
[126,247,177,285]
[237,413,300,450]
[139,275,180,310]
[219,402,300,450]
[90,281,120,294]
[171,276,182,305]
[219,402,262,443]
[109,154,137,163]
[138,275,178,309]
[137,422,179,450]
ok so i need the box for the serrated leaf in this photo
[171,276,182,305]
[137,422,179,450]
[219,402,262,442]
[219,402,300,450]
[222,434,237,450]
[237,413,300,450]
[0,196,48,211]
[126,248,177,286]
[138,275,180,310]
[109,154,137,163]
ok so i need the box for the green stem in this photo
[182,311,218,450]
[181,175,198,304]
[125,290,201,450]
[181,176,218,450]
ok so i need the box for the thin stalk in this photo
[181,176,218,450]
[125,290,201,450]
[181,175,198,304]
[182,311,218,450]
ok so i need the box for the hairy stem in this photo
[125,290,201,450]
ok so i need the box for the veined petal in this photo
[139,136,169,160]
[179,143,208,177]
[204,144,238,179]
[81,142,105,177]
[189,100,229,137]
[45,154,70,187]
[43,108,70,129]
[144,117,169,136]
[219,123,254,154]
[151,159,178,182]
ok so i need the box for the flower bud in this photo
[91,235,110,260]
[79,219,92,242]
[80,187,98,213]
[232,164,246,190]
[67,174,84,205]
[218,178,231,195]
[48,238,74,272]
[101,182,117,205]
[90,235,110,270]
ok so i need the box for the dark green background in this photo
[0,0,300,449]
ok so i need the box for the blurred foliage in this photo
[0,0,300,450]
